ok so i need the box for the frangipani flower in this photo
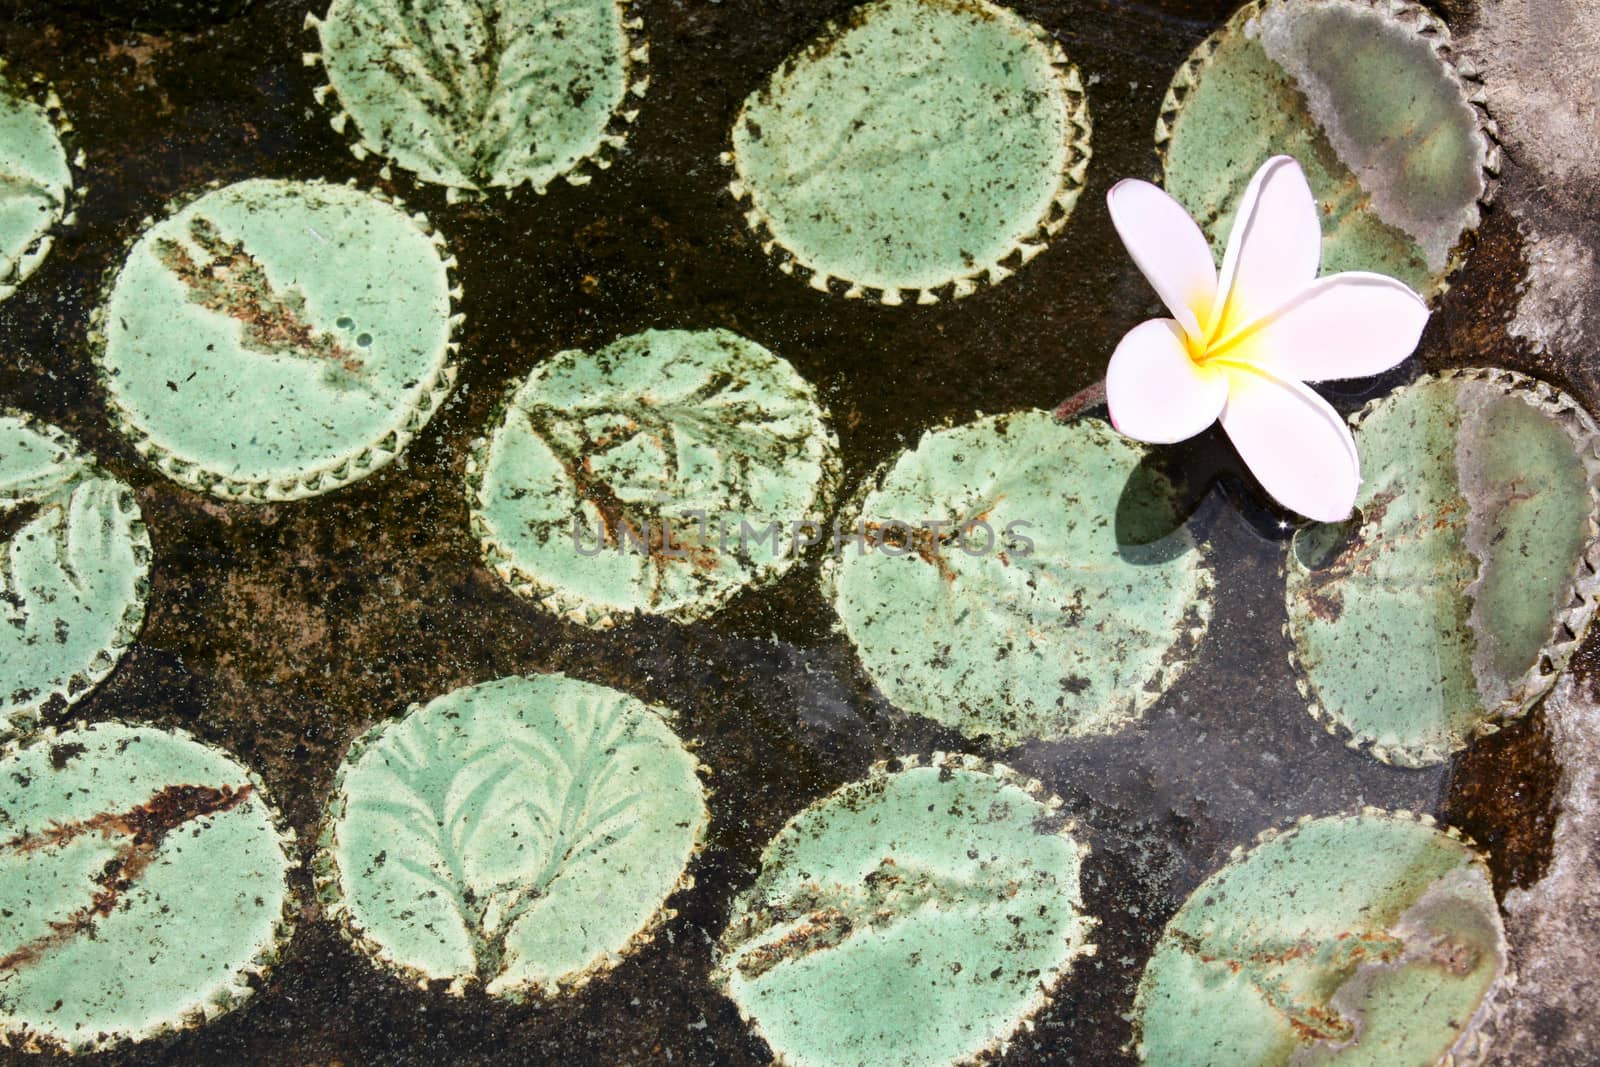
[1105,155,1429,522]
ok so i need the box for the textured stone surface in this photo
[1136,811,1507,1067]
[717,755,1094,1066]
[1160,0,1491,298]
[95,178,458,500]
[1286,372,1600,766]
[728,0,1091,300]
[828,411,1212,745]
[320,674,707,999]
[312,0,642,195]
[468,328,837,626]
[0,722,293,1052]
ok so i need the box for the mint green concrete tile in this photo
[467,328,839,628]
[93,178,459,501]
[309,0,646,198]
[1135,811,1508,1067]
[0,722,296,1053]
[0,411,150,738]
[1158,0,1495,300]
[318,674,708,998]
[825,410,1212,745]
[0,68,76,302]
[1285,370,1600,766]
[725,0,1092,304]
[716,753,1095,1067]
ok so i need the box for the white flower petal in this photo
[1106,318,1228,444]
[1215,272,1430,381]
[1211,156,1323,342]
[1106,179,1217,339]
[1219,364,1360,522]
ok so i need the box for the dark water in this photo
[0,0,1569,1063]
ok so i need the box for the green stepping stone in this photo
[0,722,295,1053]
[1135,810,1508,1067]
[318,674,708,998]
[93,178,460,501]
[0,411,150,737]
[1286,370,1600,767]
[824,410,1212,745]
[0,69,75,302]
[716,753,1095,1067]
[1157,0,1496,300]
[725,0,1092,304]
[308,0,647,198]
[467,328,838,628]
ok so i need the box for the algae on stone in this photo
[1285,370,1600,766]
[0,723,295,1053]
[1158,0,1494,299]
[310,0,645,196]
[716,754,1095,1067]
[468,328,838,627]
[319,674,708,998]
[826,410,1211,745]
[0,412,150,737]
[1135,810,1508,1067]
[0,70,74,302]
[94,178,459,501]
[726,0,1092,303]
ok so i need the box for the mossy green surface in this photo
[320,674,708,998]
[826,411,1211,745]
[728,0,1091,301]
[716,755,1094,1067]
[95,178,457,501]
[1159,0,1490,298]
[0,722,293,1053]
[1286,371,1600,766]
[312,0,640,195]
[0,73,72,302]
[468,328,837,627]
[0,412,149,737]
[1135,811,1507,1067]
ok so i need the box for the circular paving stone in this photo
[467,328,838,628]
[1158,0,1495,299]
[716,754,1095,1067]
[94,179,459,501]
[825,410,1211,745]
[0,722,295,1053]
[1135,810,1509,1067]
[726,0,1092,303]
[310,0,647,197]
[0,411,149,737]
[319,674,708,998]
[0,68,74,303]
[1285,370,1600,766]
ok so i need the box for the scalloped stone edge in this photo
[1281,367,1600,769]
[301,0,651,202]
[818,410,1214,736]
[313,673,713,1000]
[463,340,843,630]
[0,408,152,743]
[720,0,1093,306]
[712,750,1099,1066]
[1128,806,1512,1067]
[0,63,85,300]
[0,719,300,1055]
[1153,0,1501,303]
[87,178,463,503]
